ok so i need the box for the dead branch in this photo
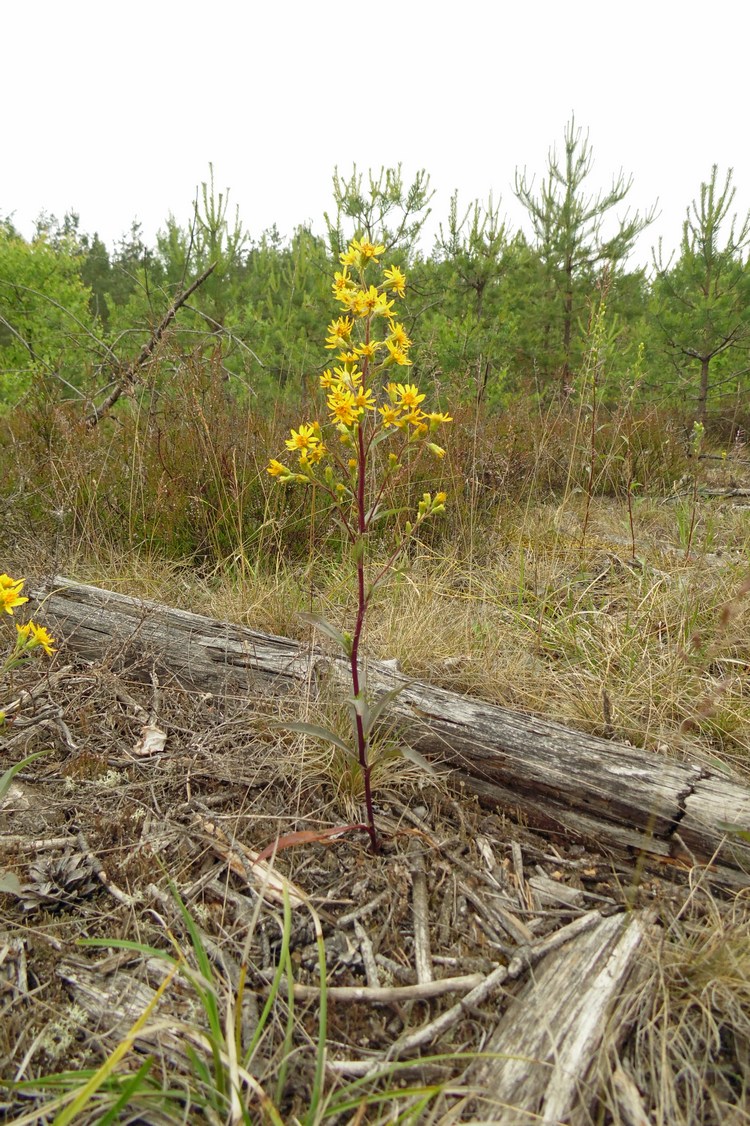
[86,261,217,427]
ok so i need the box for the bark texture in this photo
[30,576,750,887]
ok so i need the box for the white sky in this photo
[4,0,750,270]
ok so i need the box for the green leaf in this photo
[298,612,348,652]
[716,822,750,842]
[366,505,403,525]
[96,1059,154,1126]
[370,427,394,451]
[362,683,409,737]
[349,693,369,720]
[0,748,53,804]
[397,744,438,777]
[274,721,356,759]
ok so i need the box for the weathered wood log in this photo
[30,577,750,886]
[468,910,656,1124]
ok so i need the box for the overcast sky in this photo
[4,0,749,270]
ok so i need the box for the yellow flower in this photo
[267,458,291,477]
[333,365,363,388]
[425,410,453,426]
[16,620,55,656]
[388,322,412,349]
[0,575,27,615]
[340,238,386,267]
[325,316,354,350]
[427,442,446,458]
[328,391,360,427]
[332,270,355,304]
[383,265,406,297]
[354,340,380,361]
[304,442,327,465]
[392,382,426,410]
[372,291,395,319]
[285,424,321,452]
[378,404,401,428]
[385,339,413,367]
[351,286,395,319]
[319,369,336,389]
[353,387,376,412]
[337,351,360,368]
[402,409,427,431]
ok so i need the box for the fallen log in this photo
[30,577,750,886]
[468,909,656,1124]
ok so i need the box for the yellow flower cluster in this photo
[267,239,452,482]
[15,620,56,657]
[0,574,55,658]
[1,574,28,615]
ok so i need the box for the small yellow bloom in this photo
[337,351,360,368]
[401,411,427,432]
[16,620,56,656]
[328,391,360,427]
[427,442,446,458]
[425,411,453,426]
[332,270,355,304]
[319,369,336,389]
[389,323,412,349]
[354,341,380,361]
[392,383,426,410]
[383,265,406,297]
[340,238,386,267]
[351,286,395,319]
[267,459,291,477]
[378,404,401,428]
[385,339,413,366]
[333,365,363,388]
[325,316,354,350]
[285,424,321,452]
[304,443,327,465]
[353,387,376,412]
[0,575,27,615]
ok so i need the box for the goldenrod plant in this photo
[267,240,451,850]
[1,574,55,728]
[0,574,57,894]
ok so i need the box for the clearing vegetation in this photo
[2,139,750,1122]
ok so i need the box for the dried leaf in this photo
[133,723,167,757]
[256,824,367,864]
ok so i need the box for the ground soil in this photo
[2,643,740,1124]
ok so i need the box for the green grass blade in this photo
[0,748,52,802]
[303,906,327,1126]
[52,961,178,1126]
[245,880,292,1066]
[95,1058,154,1126]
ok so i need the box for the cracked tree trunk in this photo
[30,577,750,887]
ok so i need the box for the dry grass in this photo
[3,362,750,1120]
[54,483,750,780]
[617,885,750,1125]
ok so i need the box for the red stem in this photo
[348,339,379,852]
